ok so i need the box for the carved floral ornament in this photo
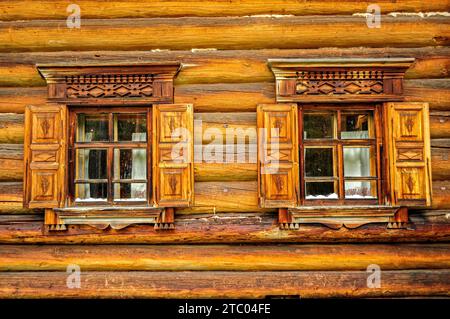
[268,58,414,103]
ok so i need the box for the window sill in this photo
[54,206,163,213]
[286,205,405,230]
[51,206,164,230]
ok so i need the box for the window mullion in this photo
[336,110,344,201]
[107,112,114,204]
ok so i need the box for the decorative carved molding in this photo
[37,62,181,103]
[286,206,409,230]
[66,74,154,98]
[47,206,175,231]
[268,58,414,103]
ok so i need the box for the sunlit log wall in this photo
[0,0,449,298]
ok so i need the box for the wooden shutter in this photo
[24,104,67,208]
[153,104,194,207]
[257,103,299,208]
[386,102,432,207]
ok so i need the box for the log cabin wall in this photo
[0,0,449,298]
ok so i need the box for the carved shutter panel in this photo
[24,104,67,208]
[257,103,299,208]
[153,104,193,207]
[387,102,432,207]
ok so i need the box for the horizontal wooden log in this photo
[0,114,23,143]
[431,180,450,210]
[0,16,448,52]
[0,144,22,181]
[1,79,449,114]
[0,211,449,243]
[180,181,261,213]
[0,270,449,298]
[1,0,448,20]
[1,244,449,271]
[430,112,450,139]
[430,146,450,180]
[194,112,256,144]
[194,163,256,182]
[0,87,46,114]
[0,47,448,87]
[404,79,450,110]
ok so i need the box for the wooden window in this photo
[261,58,434,229]
[257,102,432,230]
[24,63,193,231]
[68,107,152,206]
[299,104,382,206]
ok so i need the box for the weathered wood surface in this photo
[0,47,448,87]
[0,212,449,244]
[404,79,450,110]
[1,0,448,20]
[1,244,449,271]
[430,112,450,138]
[0,80,448,114]
[0,144,22,181]
[0,16,448,52]
[0,270,449,298]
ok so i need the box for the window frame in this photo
[68,106,153,207]
[298,103,384,206]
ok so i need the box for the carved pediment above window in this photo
[268,58,414,103]
[37,62,181,103]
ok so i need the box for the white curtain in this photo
[131,132,146,199]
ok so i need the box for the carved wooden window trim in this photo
[260,58,432,231]
[24,63,194,231]
[268,58,414,103]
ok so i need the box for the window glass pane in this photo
[303,112,335,139]
[76,149,107,180]
[76,114,109,142]
[305,182,338,199]
[75,183,107,202]
[341,111,374,139]
[305,148,334,177]
[344,147,375,177]
[114,149,147,180]
[114,114,147,141]
[345,181,377,199]
[114,183,147,201]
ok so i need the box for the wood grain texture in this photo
[0,144,23,181]
[0,16,448,52]
[430,112,450,138]
[1,0,448,20]
[0,212,449,244]
[1,244,449,271]
[0,47,448,87]
[0,79,449,114]
[0,270,449,298]
[0,142,449,182]
[387,102,432,206]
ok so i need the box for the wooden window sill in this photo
[47,206,167,231]
[284,206,407,230]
